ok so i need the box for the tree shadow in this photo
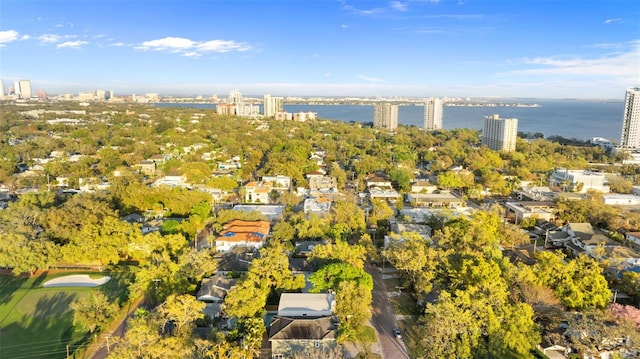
[33,292,77,319]
[0,275,27,305]
[30,272,48,289]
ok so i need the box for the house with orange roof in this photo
[215,220,270,252]
[244,181,274,203]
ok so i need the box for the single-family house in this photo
[277,293,335,317]
[308,176,337,191]
[410,179,437,194]
[136,160,157,175]
[405,193,465,208]
[262,175,292,190]
[244,181,273,203]
[197,274,238,303]
[269,316,338,359]
[215,220,270,252]
[504,201,556,223]
[365,173,393,189]
[303,197,332,216]
[153,174,189,188]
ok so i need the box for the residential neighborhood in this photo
[3,100,640,359]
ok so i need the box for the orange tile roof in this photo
[218,220,270,243]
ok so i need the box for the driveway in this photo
[366,262,410,359]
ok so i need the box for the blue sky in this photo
[0,0,638,98]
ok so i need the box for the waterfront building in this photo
[423,97,443,130]
[263,94,284,118]
[227,89,242,104]
[13,80,20,97]
[482,114,518,152]
[373,102,398,130]
[18,79,32,99]
[0,79,4,97]
[621,87,640,148]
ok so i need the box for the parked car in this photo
[393,328,402,339]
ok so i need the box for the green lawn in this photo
[0,270,132,359]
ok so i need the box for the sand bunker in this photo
[42,274,111,287]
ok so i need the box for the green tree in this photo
[308,262,373,293]
[157,294,205,336]
[309,239,367,269]
[70,292,119,333]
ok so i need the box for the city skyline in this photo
[0,1,638,99]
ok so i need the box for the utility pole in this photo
[104,334,111,353]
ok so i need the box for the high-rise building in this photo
[621,87,640,148]
[482,114,518,152]
[263,94,284,118]
[18,80,31,99]
[373,102,398,130]
[227,89,242,104]
[0,80,4,97]
[13,80,21,97]
[424,97,443,130]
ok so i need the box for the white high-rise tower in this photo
[0,80,4,98]
[621,87,640,148]
[263,94,284,118]
[482,114,518,152]
[18,80,32,99]
[424,97,443,130]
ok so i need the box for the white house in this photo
[549,168,610,193]
[277,293,335,317]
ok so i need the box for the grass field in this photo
[0,270,132,359]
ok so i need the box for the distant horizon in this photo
[0,79,629,102]
[1,1,638,100]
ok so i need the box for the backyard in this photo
[0,270,132,358]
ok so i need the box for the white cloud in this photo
[21,35,30,40]
[358,74,385,83]
[604,18,621,24]
[390,1,408,11]
[136,36,251,57]
[39,34,61,43]
[341,24,349,28]
[196,39,250,52]
[506,40,640,78]
[108,42,126,47]
[56,40,88,49]
[138,37,195,52]
[0,30,20,45]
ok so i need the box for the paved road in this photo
[366,262,410,359]
[88,296,146,359]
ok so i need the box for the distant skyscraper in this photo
[373,102,398,130]
[263,94,284,118]
[227,89,242,104]
[13,80,20,97]
[0,80,4,97]
[424,97,443,130]
[18,80,32,99]
[482,114,518,152]
[621,87,640,148]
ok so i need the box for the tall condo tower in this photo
[13,80,20,97]
[18,80,32,99]
[621,87,640,148]
[227,89,242,104]
[424,97,443,130]
[373,102,399,130]
[482,114,518,152]
[263,94,284,118]
[0,79,4,97]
